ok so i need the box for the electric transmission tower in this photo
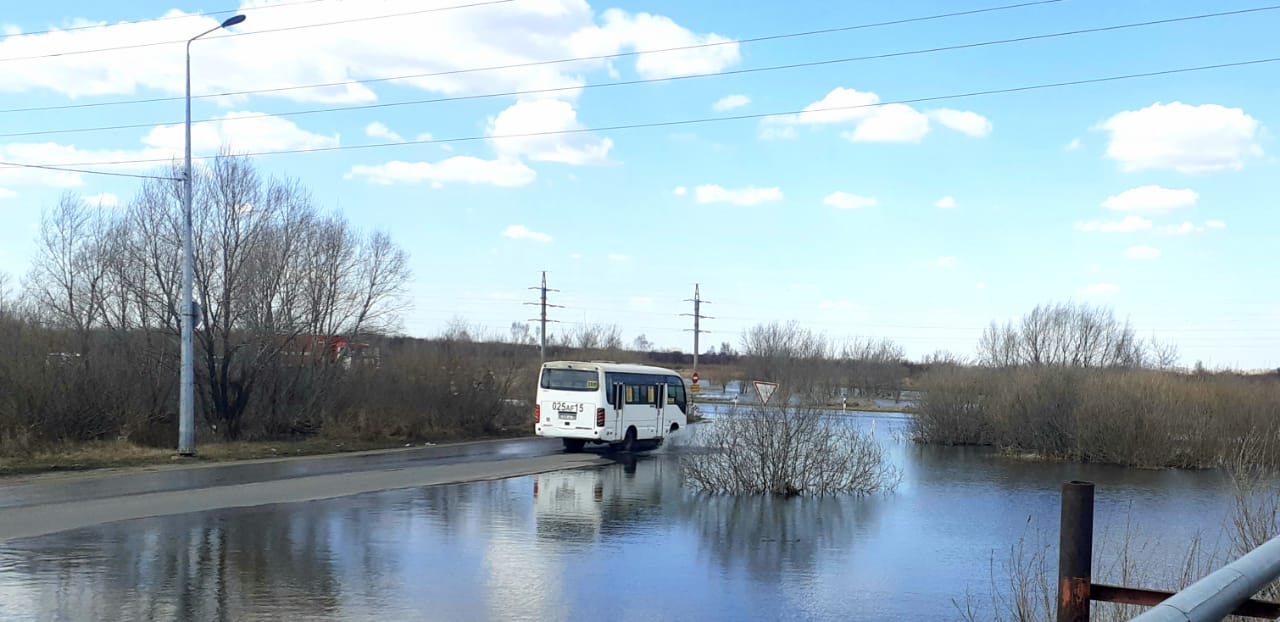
[682,284,712,373]
[525,271,562,363]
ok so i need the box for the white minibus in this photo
[534,361,689,452]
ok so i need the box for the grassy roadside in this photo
[0,430,532,479]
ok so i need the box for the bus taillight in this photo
[535,404,541,423]
[596,408,605,427]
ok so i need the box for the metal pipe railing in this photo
[1056,480,1280,621]
[1130,534,1280,621]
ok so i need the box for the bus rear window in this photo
[540,369,600,391]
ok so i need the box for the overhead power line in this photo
[0,0,1065,114]
[5,5,1275,139]
[0,160,180,181]
[0,0,335,43]
[2,55,1276,177]
[0,0,516,64]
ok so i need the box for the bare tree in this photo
[740,321,831,398]
[64,153,413,440]
[632,333,653,352]
[25,192,112,353]
[837,337,907,400]
[976,302,1161,369]
[566,322,622,352]
[443,317,475,342]
[509,321,535,345]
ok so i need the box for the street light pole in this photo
[179,14,246,456]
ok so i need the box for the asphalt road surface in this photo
[0,437,609,542]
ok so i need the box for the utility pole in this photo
[682,284,712,374]
[525,271,562,363]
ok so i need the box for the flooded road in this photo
[0,437,564,510]
[0,414,1240,621]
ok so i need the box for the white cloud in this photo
[1102,185,1198,213]
[1074,216,1153,233]
[934,196,957,209]
[346,156,536,187]
[365,122,404,142]
[0,3,737,105]
[928,109,993,137]
[488,99,612,165]
[673,186,687,196]
[85,193,119,208]
[1080,283,1121,296]
[694,184,783,206]
[762,87,989,143]
[823,192,877,210]
[929,256,958,269]
[1156,220,1229,236]
[843,103,930,143]
[144,111,339,153]
[1099,102,1263,173]
[713,94,751,111]
[502,225,552,243]
[591,9,741,80]
[1157,222,1197,236]
[5,112,311,186]
[608,253,629,262]
[975,281,987,290]
[1124,245,1161,260]
[0,188,16,199]
[1065,138,1083,151]
[788,87,880,125]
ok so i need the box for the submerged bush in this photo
[681,405,900,496]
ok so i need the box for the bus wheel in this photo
[562,438,586,453]
[622,427,638,453]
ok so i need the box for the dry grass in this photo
[914,367,1280,468]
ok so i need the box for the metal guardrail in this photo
[1057,480,1280,621]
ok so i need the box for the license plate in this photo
[551,401,582,413]
[558,412,576,420]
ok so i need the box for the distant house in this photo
[278,335,380,369]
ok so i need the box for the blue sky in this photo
[0,0,1277,369]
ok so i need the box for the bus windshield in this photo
[540,368,600,391]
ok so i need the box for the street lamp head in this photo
[220,15,247,29]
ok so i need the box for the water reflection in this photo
[0,438,1246,621]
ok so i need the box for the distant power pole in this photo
[525,271,562,363]
[682,284,712,373]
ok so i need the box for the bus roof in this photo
[541,360,683,376]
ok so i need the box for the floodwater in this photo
[0,413,1240,621]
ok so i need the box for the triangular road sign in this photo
[753,381,779,406]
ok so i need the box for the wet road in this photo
[0,437,563,510]
[0,437,606,542]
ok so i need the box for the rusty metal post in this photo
[1058,480,1094,622]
